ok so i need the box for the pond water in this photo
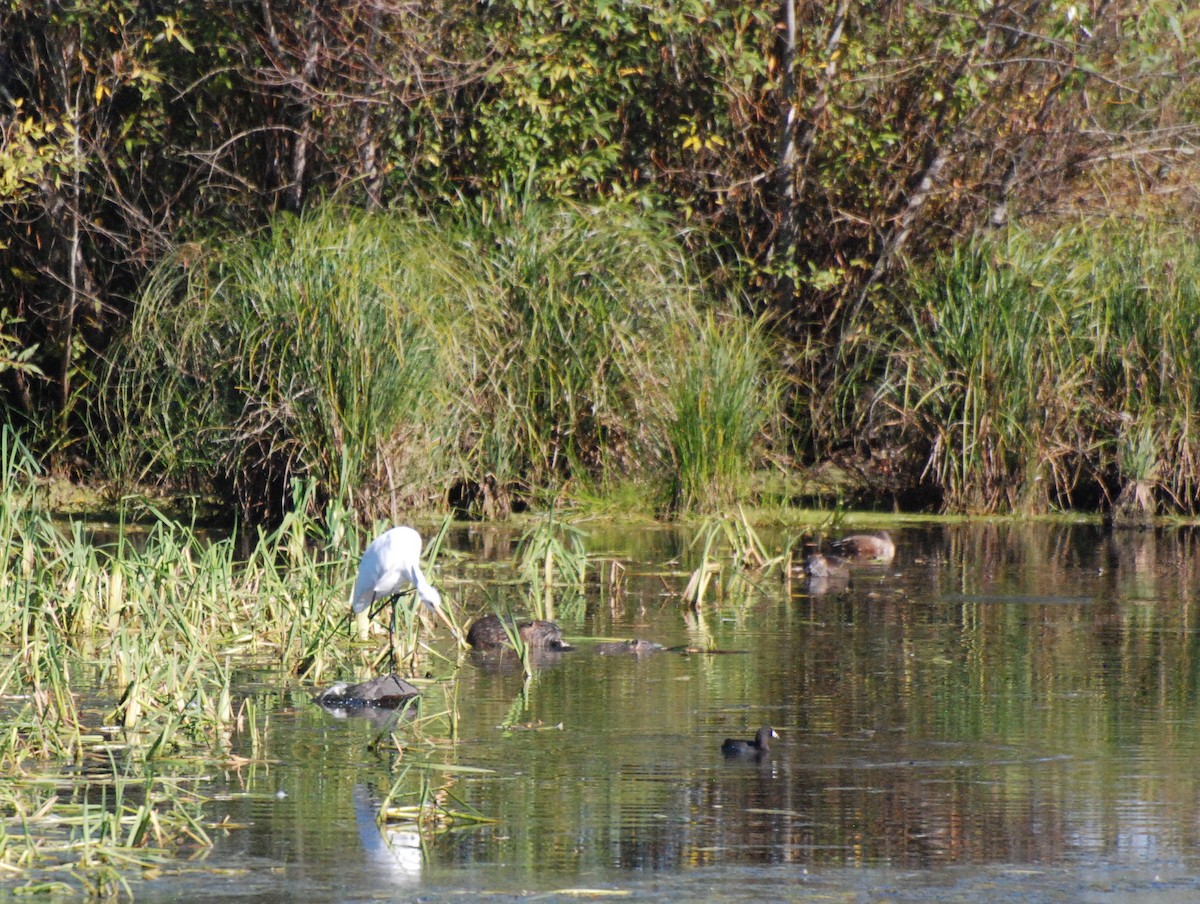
[82,524,1200,900]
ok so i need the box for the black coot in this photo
[721,726,778,756]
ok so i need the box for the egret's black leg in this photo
[389,597,399,671]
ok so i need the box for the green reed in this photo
[0,432,489,894]
[441,195,712,513]
[102,196,779,522]
[681,509,787,610]
[102,209,457,522]
[0,437,407,761]
[515,511,588,620]
[378,763,497,837]
[494,610,534,681]
[666,314,780,512]
[858,219,1200,514]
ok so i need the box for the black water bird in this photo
[721,726,778,756]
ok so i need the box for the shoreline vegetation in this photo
[91,211,1200,527]
[2,1,1198,525]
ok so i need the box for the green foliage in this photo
[889,232,1093,513]
[515,511,587,620]
[0,0,243,440]
[6,0,1199,515]
[103,209,458,519]
[104,199,778,520]
[442,194,710,509]
[462,0,771,204]
[863,220,1200,514]
[666,315,780,512]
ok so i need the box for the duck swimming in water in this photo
[721,726,778,757]
[466,614,574,651]
[594,639,665,656]
[804,552,850,580]
[828,530,895,564]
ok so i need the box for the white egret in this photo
[350,526,458,655]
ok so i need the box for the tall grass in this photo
[103,210,459,522]
[515,511,588,619]
[888,232,1094,512]
[859,219,1200,514]
[665,315,780,511]
[102,196,779,522]
[441,197,709,510]
[0,430,400,763]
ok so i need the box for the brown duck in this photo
[828,530,895,564]
[466,614,574,651]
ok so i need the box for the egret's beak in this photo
[432,603,468,649]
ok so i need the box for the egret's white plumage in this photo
[350,526,442,615]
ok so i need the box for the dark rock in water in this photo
[827,530,895,563]
[466,614,573,651]
[721,726,778,757]
[316,674,420,710]
[595,639,665,656]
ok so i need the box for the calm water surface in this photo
[131,524,1200,901]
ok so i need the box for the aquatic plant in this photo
[825,220,1200,514]
[440,195,711,514]
[102,210,458,523]
[378,763,497,836]
[0,431,478,893]
[515,511,587,620]
[682,519,725,608]
[665,314,780,512]
[495,613,534,682]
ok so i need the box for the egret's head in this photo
[419,585,442,611]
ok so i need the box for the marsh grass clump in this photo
[103,210,461,523]
[0,438,368,765]
[665,315,780,512]
[848,219,1200,515]
[103,196,780,521]
[887,232,1093,512]
[681,509,785,608]
[441,197,714,514]
[1112,423,1159,528]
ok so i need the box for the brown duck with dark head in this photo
[466,614,574,651]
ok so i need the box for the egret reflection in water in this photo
[354,784,421,884]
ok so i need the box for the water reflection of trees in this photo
[431,524,1200,874]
